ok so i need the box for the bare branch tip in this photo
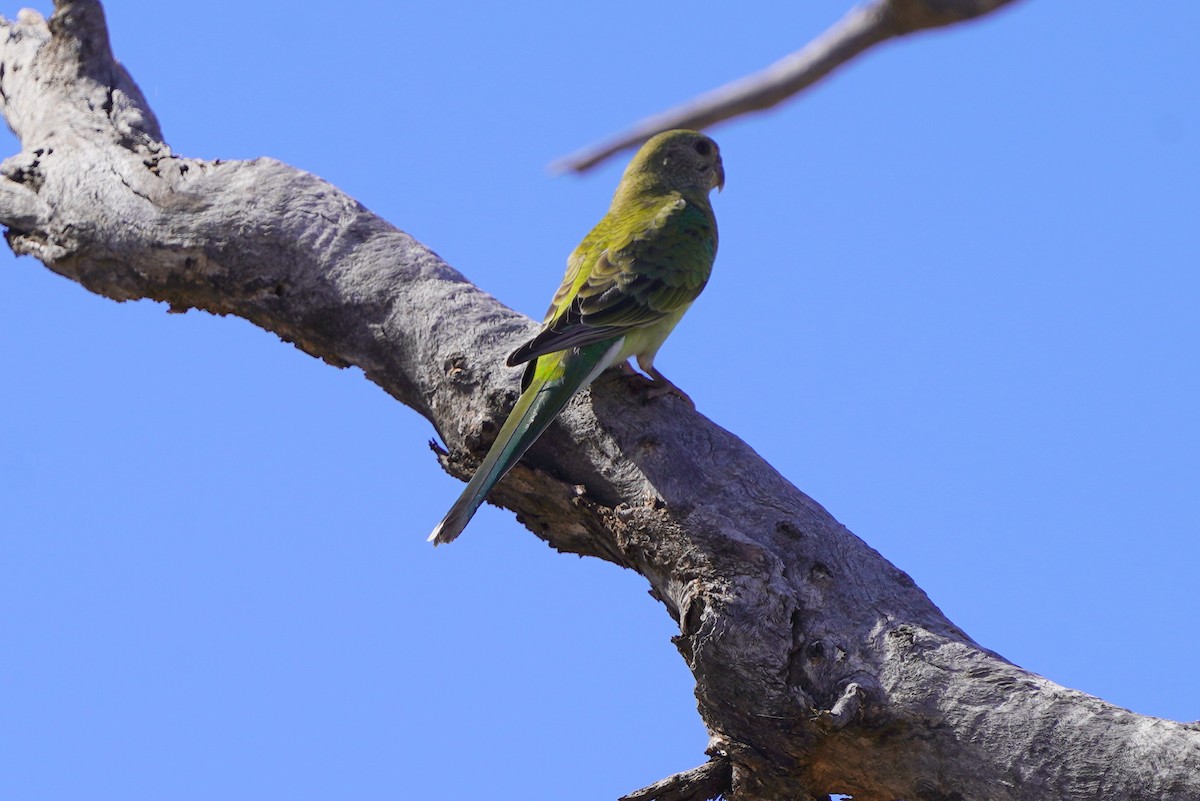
[619,757,732,801]
[49,0,107,27]
[554,0,1024,173]
[550,134,652,175]
[15,8,44,26]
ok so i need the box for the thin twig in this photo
[552,0,1023,173]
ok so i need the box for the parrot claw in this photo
[643,367,695,409]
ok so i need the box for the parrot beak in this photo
[713,160,726,193]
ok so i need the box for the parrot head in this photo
[623,129,725,196]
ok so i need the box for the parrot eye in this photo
[693,140,712,157]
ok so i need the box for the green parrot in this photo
[429,129,724,546]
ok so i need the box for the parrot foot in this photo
[615,362,695,408]
[643,367,695,409]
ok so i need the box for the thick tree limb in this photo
[552,0,1024,173]
[3,3,1197,800]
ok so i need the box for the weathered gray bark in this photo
[3,3,1197,800]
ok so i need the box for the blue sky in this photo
[2,2,1197,799]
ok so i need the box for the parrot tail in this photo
[428,339,623,546]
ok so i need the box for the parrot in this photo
[429,129,724,546]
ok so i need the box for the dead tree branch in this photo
[2,3,1196,800]
[552,0,1024,173]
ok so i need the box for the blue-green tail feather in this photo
[428,339,622,545]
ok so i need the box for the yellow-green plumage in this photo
[429,130,723,545]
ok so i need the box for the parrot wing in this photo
[506,195,715,368]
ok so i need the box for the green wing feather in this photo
[507,195,716,368]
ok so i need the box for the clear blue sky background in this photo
[2,2,1197,799]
